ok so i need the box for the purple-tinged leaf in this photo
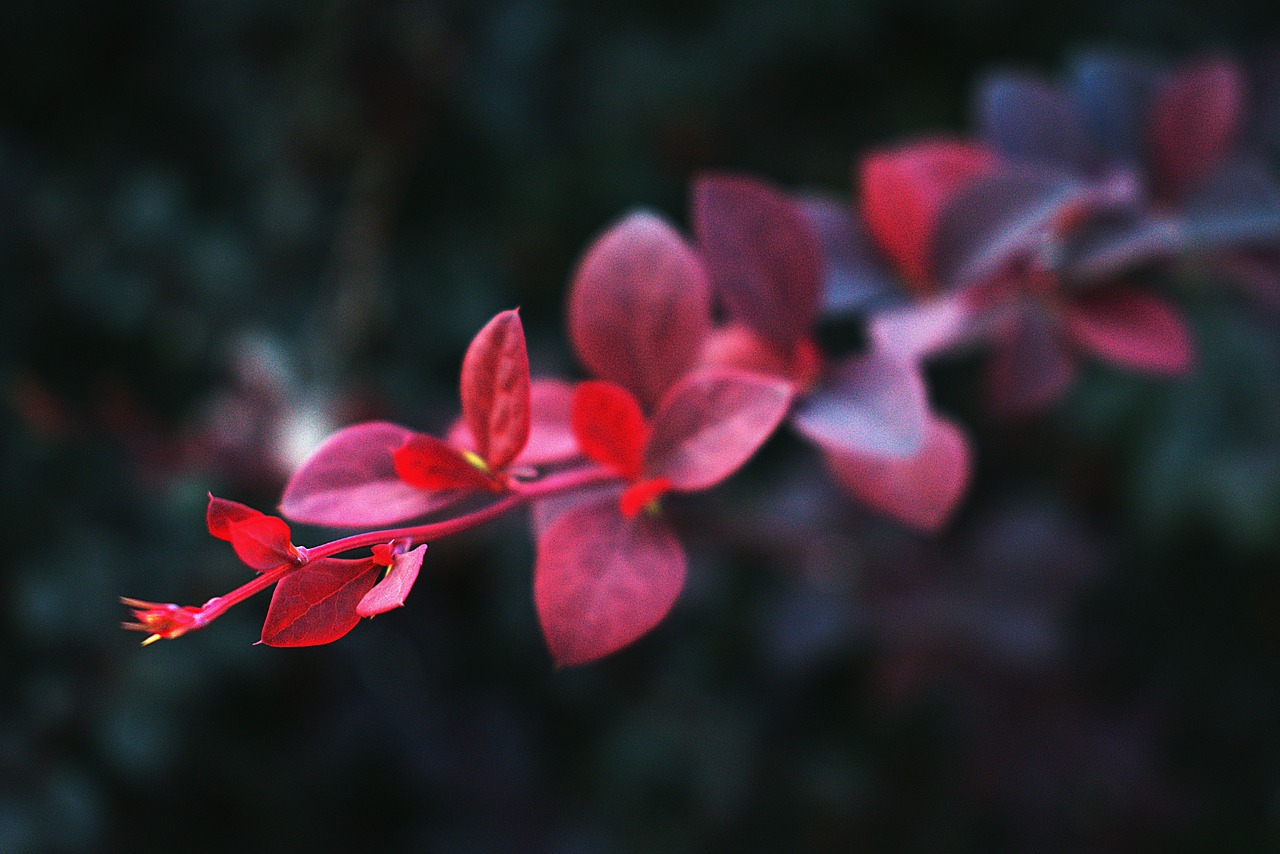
[985,307,1078,418]
[534,497,686,666]
[645,369,794,491]
[229,515,298,571]
[795,192,898,314]
[793,352,929,458]
[281,422,461,528]
[977,71,1091,170]
[1150,56,1246,202]
[460,309,531,470]
[869,294,974,362]
[1068,51,1162,166]
[693,173,823,348]
[1066,288,1194,375]
[569,211,712,409]
[261,557,383,647]
[357,544,427,617]
[932,163,1078,289]
[825,416,972,532]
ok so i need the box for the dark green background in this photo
[2,1,1279,851]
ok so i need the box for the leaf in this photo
[357,544,427,617]
[1066,288,1195,375]
[281,422,462,528]
[869,294,974,362]
[692,173,822,348]
[859,139,997,290]
[1068,50,1162,167]
[228,514,298,571]
[392,433,501,492]
[260,557,383,647]
[534,498,686,666]
[459,309,531,470]
[529,485,624,541]
[207,494,262,541]
[568,211,713,409]
[985,308,1078,418]
[1149,56,1246,201]
[796,192,898,315]
[976,71,1091,169]
[931,164,1078,290]
[825,416,972,532]
[792,351,930,458]
[645,369,793,491]
[448,379,579,466]
[571,381,648,481]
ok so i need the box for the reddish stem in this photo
[304,464,619,561]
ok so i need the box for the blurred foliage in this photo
[3,1,1280,851]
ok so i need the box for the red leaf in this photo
[281,422,461,528]
[460,309,531,470]
[1150,56,1246,201]
[986,308,1078,418]
[449,379,579,466]
[692,173,823,348]
[229,514,298,571]
[792,352,929,458]
[392,433,501,492]
[619,477,673,519]
[568,211,713,409]
[645,369,793,491]
[571,381,648,481]
[357,544,427,617]
[860,139,996,289]
[207,494,262,541]
[1066,288,1194,375]
[534,498,686,666]
[260,557,382,647]
[825,416,972,532]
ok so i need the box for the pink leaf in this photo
[534,498,686,666]
[568,211,713,409]
[392,433,501,493]
[792,352,929,458]
[859,139,996,289]
[869,294,974,362]
[692,173,823,348]
[448,379,580,467]
[281,422,461,528]
[459,309,531,470]
[825,416,972,532]
[1065,288,1195,375]
[229,515,298,571]
[207,494,262,541]
[645,369,793,491]
[260,557,382,647]
[1150,56,1246,201]
[357,544,427,617]
[571,381,649,481]
[529,484,624,541]
[986,309,1078,417]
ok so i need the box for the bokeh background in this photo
[3,1,1280,851]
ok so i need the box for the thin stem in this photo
[196,563,295,624]
[303,464,619,561]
